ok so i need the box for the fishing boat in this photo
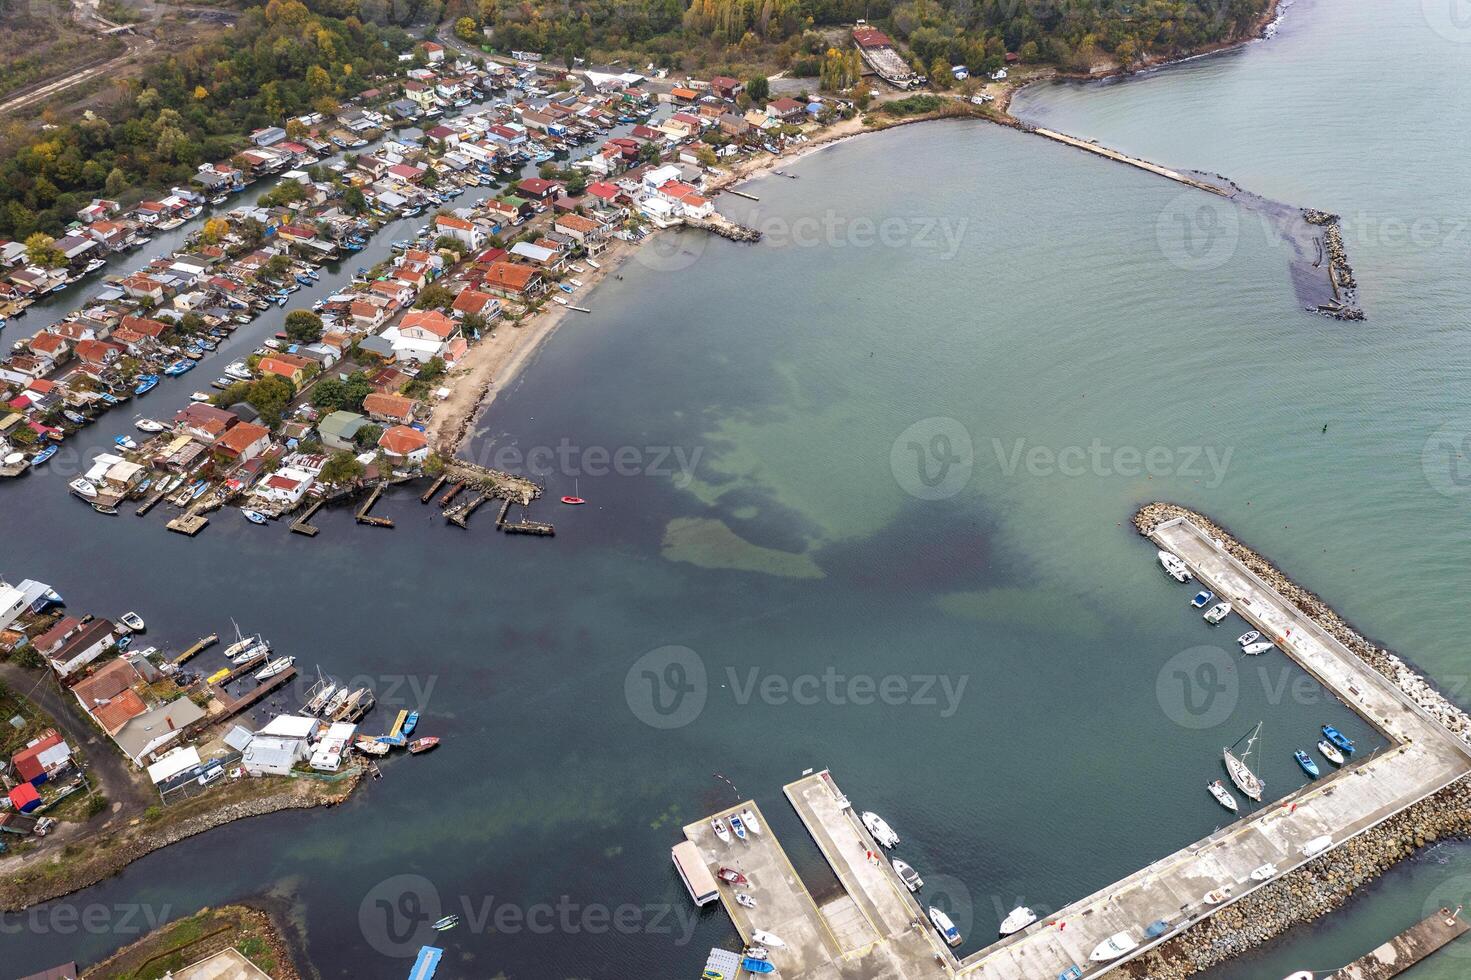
[717,867,748,885]
[402,711,420,736]
[62,409,88,425]
[241,509,268,525]
[892,858,923,892]
[1190,590,1214,609]
[31,445,56,465]
[587,258,601,270]
[1203,601,1233,624]
[553,295,569,306]
[1321,724,1355,755]
[735,892,756,909]
[1250,863,1279,881]
[861,811,900,848]
[1317,739,1346,766]
[114,435,137,450]
[133,374,159,395]
[1294,750,1321,778]
[1242,641,1275,656]
[740,807,762,835]
[1208,779,1239,813]
[1090,932,1139,962]
[745,945,769,961]
[712,816,732,844]
[928,906,962,947]
[741,958,775,974]
[726,806,747,841]
[119,612,146,633]
[409,736,440,754]
[1157,550,1191,582]
[69,478,98,499]
[1237,630,1260,646]
[750,929,785,948]
[255,656,295,681]
[432,914,458,932]
[134,418,166,433]
[1203,888,1231,905]
[1224,722,1265,801]
[189,392,211,403]
[999,906,1037,936]
[93,503,119,516]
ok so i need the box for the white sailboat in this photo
[255,655,295,681]
[1224,722,1265,802]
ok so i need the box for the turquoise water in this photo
[3,0,1470,975]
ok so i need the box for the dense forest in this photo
[0,0,419,239]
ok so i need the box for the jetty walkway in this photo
[684,517,1471,979]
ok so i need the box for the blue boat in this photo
[1190,590,1214,609]
[116,636,132,651]
[31,445,56,466]
[1144,920,1170,939]
[402,711,420,736]
[1321,725,1355,755]
[62,410,88,425]
[134,375,159,395]
[407,945,442,980]
[558,283,574,293]
[163,359,194,376]
[741,959,776,975]
[1294,749,1321,778]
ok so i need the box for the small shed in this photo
[8,782,41,813]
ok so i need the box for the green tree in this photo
[746,75,770,102]
[455,16,479,41]
[416,284,453,309]
[285,310,324,344]
[319,450,365,485]
[245,375,295,427]
[25,233,65,268]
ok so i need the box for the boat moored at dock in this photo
[999,905,1036,936]
[861,810,900,848]
[928,906,963,947]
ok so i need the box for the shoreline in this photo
[0,770,362,913]
[1129,503,1471,978]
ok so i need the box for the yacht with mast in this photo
[1224,722,1265,802]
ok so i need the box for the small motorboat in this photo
[1157,550,1191,582]
[1302,835,1332,857]
[134,374,159,395]
[861,811,900,848]
[1294,749,1321,778]
[69,478,98,499]
[553,295,568,306]
[114,435,137,450]
[750,930,785,948]
[740,807,762,835]
[409,736,441,754]
[717,867,748,885]
[1203,601,1233,624]
[735,892,756,909]
[712,816,731,844]
[255,656,296,681]
[189,391,212,403]
[741,958,775,974]
[1208,779,1238,813]
[119,612,146,633]
[1090,931,1139,962]
[1190,590,1214,609]
[1249,863,1279,881]
[402,711,420,736]
[1237,630,1260,647]
[730,814,749,841]
[93,503,119,516]
[1317,739,1346,766]
[135,418,166,433]
[928,906,962,947]
[1242,641,1275,656]
[432,914,458,932]
[241,509,269,525]
[31,445,56,466]
[1322,725,1355,755]
[62,409,88,426]
[745,945,769,961]
[1202,888,1231,905]
[999,906,1036,936]
[892,858,923,892]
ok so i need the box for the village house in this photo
[479,261,544,300]
[434,213,485,249]
[114,698,206,765]
[213,420,273,462]
[175,403,239,442]
[378,425,430,464]
[10,730,73,787]
[362,391,416,425]
[710,76,743,100]
[450,288,501,321]
[767,97,808,123]
[253,466,317,507]
[46,618,117,678]
[256,352,315,386]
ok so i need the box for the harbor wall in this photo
[1124,503,1471,978]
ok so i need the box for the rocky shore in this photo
[1126,503,1471,977]
[0,771,361,912]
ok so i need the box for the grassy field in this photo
[84,904,296,979]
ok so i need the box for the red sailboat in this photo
[561,478,585,505]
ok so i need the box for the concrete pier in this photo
[1330,907,1468,979]
[1030,128,1228,196]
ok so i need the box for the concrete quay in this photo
[1329,906,1469,979]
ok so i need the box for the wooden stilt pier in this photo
[166,515,209,536]
[135,489,167,517]
[171,633,219,666]
[446,491,490,528]
[291,498,324,536]
[420,474,447,503]
[213,666,297,720]
[437,481,465,507]
[355,482,394,527]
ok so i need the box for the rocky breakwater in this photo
[1124,503,1471,978]
[1304,209,1364,321]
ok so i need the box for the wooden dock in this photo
[291,498,324,536]
[420,474,447,503]
[445,491,490,528]
[213,666,297,719]
[166,515,209,536]
[494,498,555,535]
[1330,907,1469,979]
[215,651,267,684]
[437,481,465,507]
[355,482,394,527]
[723,188,759,201]
[171,633,219,666]
[135,489,167,517]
